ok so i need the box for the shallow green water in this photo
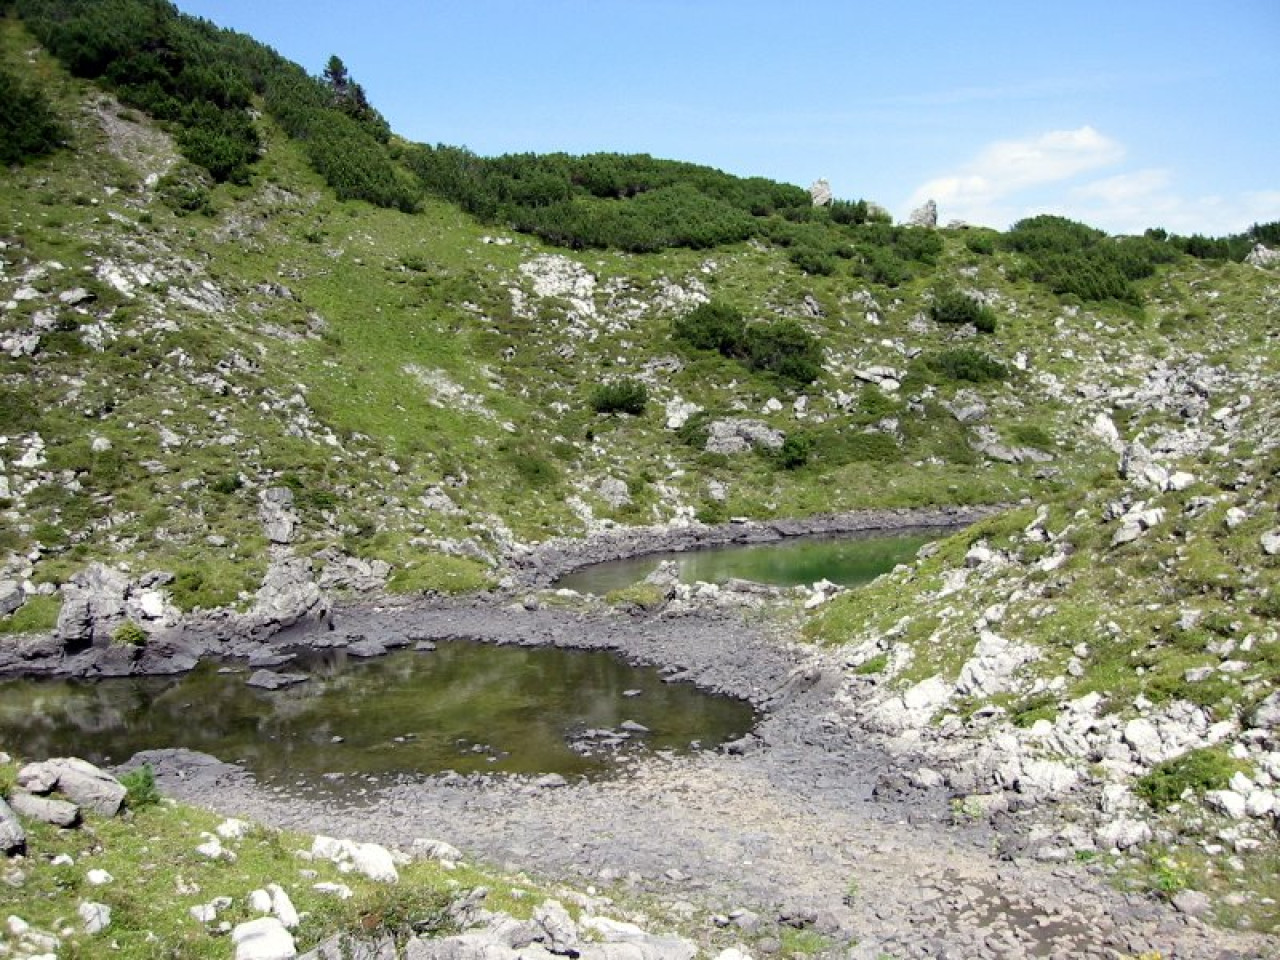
[0,641,755,785]
[556,528,942,595]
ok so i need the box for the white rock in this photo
[248,889,273,914]
[231,916,296,960]
[964,543,994,568]
[217,818,250,840]
[268,884,299,929]
[1262,530,1280,556]
[78,901,111,934]
[1224,507,1248,530]
[310,835,345,861]
[1229,771,1254,793]
[191,903,218,923]
[195,834,225,859]
[312,882,352,900]
[1244,790,1275,818]
[1096,817,1152,851]
[1123,718,1164,765]
[1167,471,1196,491]
[85,869,113,886]
[1018,759,1078,798]
[346,840,398,883]
[1206,789,1248,819]
[136,589,166,620]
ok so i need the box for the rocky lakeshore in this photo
[2,504,1279,957]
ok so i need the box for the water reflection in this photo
[0,641,755,788]
[556,528,942,594]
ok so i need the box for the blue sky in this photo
[180,1,1280,235]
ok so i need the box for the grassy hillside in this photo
[0,0,1278,934]
[0,6,1276,623]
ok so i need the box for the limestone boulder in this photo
[16,757,127,817]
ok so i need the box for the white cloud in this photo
[905,126,1125,223]
[904,130,1280,234]
[1066,175,1280,235]
[1071,168,1172,204]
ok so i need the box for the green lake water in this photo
[555,528,942,595]
[0,641,755,786]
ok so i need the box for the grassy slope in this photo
[0,7,1278,937]
[0,12,1163,619]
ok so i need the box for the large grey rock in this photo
[1245,243,1280,268]
[532,900,580,955]
[243,555,322,635]
[246,670,309,690]
[1250,691,1280,730]
[580,916,697,960]
[17,758,127,816]
[233,916,297,960]
[809,178,832,207]
[317,553,392,592]
[56,564,131,648]
[0,796,25,855]
[301,935,398,960]
[0,580,23,617]
[79,900,111,934]
[597,477,631,509]
[404,933,525,960]
[1171,889,1212,917]
[1096,817,1151,851]
[907,199,937,228]
[1261,530,1280,556]
[704,419,784,454]
[259,487,298,545]
[8,790,80,828]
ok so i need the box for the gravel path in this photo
[139,601,1276,960]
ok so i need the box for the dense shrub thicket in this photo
[1002,215,1179,304]
[402,144,891,255]
[0,65,65,165]
[673,302,823,388]
[15,0,414,207]
[1160,221,1280,263]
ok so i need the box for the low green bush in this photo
[590,378,648,415]
[926,348,1008,383]
[672,302,746,354]
[119,764,160,809]
[930,286,997,333]
[1135,747,1247,811]
[775,433,812,469]
[0,65,65,165]
[112,620,147,647]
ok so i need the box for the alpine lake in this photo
[0,528,938,792]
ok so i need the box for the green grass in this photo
[0,595,61,635]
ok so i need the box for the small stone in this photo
[86,869,113,886]
[1171,890,1212,918]
[312,882,352,899]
